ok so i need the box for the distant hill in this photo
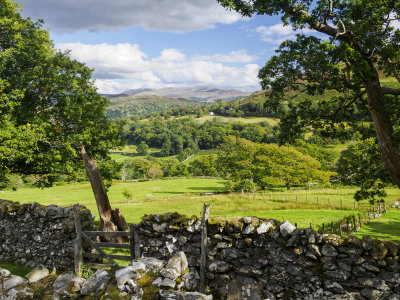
[106,94,203,119]
[119,85,253,102]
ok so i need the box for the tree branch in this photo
[278,1,366,55]
[382,87,400,95]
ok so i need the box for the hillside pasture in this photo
[195,115,279,125]
[2,179,400,230]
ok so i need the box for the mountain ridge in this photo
[106,85,254,102]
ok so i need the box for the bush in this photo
[232,179,256,192]
[6,174,24,190]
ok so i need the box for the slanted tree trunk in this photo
[81,144,128,241]
[363,65,400,189]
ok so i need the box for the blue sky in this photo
[19,0,306,94]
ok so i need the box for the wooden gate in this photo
[73,204,140,274]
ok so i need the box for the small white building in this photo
[208,111,214,116]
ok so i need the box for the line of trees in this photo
[121,116,279,156]
[121,136,336,192]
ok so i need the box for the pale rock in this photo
[208,261,230,273]
[80,269,110,295]
[280,221,296,236]
[152,277,163,287]
[0,268,11,277]
[161,277,176,288]
[160,251,188,280]
[242,224,255,235]
[26,265,49,283]
[115,266,143,286]
[53,272,74,292]
[243,217,252,224]
[153,222,168,232]
[3,275,27,291]
[184,292,213,300]
[70,277,86,292]
[134,257,164,270]
[256,222,273,234]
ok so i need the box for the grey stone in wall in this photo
[136,212,400,299]
[0,199,94,270]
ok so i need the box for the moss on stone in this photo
[100,284,129,300]
[136,271,160,300]
[371,240,388,260]
[208,216,226,227]
[322,234,345,247]
[383,240,398,257]
[182,267,189,276]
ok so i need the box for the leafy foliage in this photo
[217,0,400,199]
[0,0,122,185]
[217,137,333,190]
[106,94,202,119]
[122,116,278,156]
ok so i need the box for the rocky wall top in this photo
[137,212,400,299]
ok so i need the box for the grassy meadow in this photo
[195,115,279,125]
[2,178,400,231]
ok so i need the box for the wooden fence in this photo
[73,205,140,274]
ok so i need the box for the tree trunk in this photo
[363,66,400,189]
[81,144,128,241]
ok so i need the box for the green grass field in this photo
[352,210,400,242]
[2,179,400,228]
[195,115,279,125]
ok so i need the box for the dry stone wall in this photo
[0,199,94,271]
[137,213,400,300]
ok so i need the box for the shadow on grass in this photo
[358,219,400,241]
[186,187,226,192]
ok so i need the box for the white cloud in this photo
[21,0,240,33]
[197,50,258,63]
[256,23,314,44]
[391,20,400,30]
[57,43,260,94]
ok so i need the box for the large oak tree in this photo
[0,0,125,232]
[217,0,400,189]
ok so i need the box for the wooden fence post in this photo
[133,224,141,259]
[354,200,356,211]
[331,222,333,234]
[328,197,330,207]
[373,207,375,220]
[321,223,325,234]
[129,224,135,261]
[339,221,342,236]
[358,213,362,228]
[73,204,83,276]
[352,215,357,232]
[200,203,210,294]
[340,199,343,209]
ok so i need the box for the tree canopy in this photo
[0,0,122,186]
[217,0,400,191]
[217,136,333,190]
